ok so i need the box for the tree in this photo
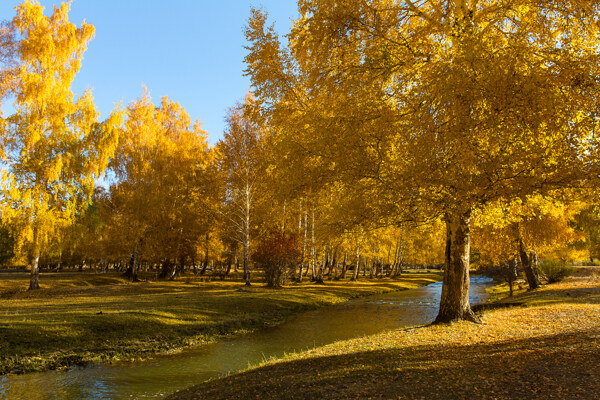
[106,90,215,281]
[219,95,267,286]
[473,196,586,288]
[1,1,120,289]
[245,1,599,322]
[573,204,600,262]
[252,229,301,287]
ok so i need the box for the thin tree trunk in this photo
[126,238,142,282]
[389,239,399,277]
[299,210,307,282]
[351,246,360,281]
[435,208,479,324]
[310,210,316,281]
[200,233,210,275]
[243,183,251,286]
[329,247,338,280]
[282,201,286,232]
[508,257,518,297]
[338,252,347,280]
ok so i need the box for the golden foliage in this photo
[1,0,120,267]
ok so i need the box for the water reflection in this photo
[0,276,493,400]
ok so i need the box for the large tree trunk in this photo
[29,241,41,290]
[435,208,479,324]
[29,223,42,290]
[226,258,232,276]
[518,238,541,290]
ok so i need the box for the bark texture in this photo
[351,246,360,281]
[29,227,41,290]
[29,253,40,290]
[518,238,541,290]
[435,208,479,324]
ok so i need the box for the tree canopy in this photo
[245,0,600,321]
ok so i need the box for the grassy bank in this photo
[169,270,600,400]
[0,270,441,374]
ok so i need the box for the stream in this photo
[0,276,494,400]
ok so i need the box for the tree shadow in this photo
[171,328,600,400]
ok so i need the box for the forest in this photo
[1,1,600,399]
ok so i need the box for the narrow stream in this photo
[0,276,494,400]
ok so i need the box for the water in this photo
[0,276,494,400]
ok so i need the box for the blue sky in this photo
[1,0,298,144]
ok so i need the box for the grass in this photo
[168,269,600,400]
[0,269,441,374]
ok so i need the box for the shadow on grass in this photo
[170,328,600,400]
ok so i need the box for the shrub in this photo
[539,260,575,283]
[252,230,301,288]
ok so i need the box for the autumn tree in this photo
[245,1,600,322]
[252,229,301,287]
[573,204,600,262]
[106,91,215,281]
[219,95,267,286]
[0,1,120,289]
[473,196,586,289]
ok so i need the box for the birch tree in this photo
[219,95,266,286]
[1,1,120,289]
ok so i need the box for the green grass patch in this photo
[0,270,441,374]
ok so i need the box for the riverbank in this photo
[169,270,600,400]
[0,270,442,375]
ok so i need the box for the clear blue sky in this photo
[1,0,298,144]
